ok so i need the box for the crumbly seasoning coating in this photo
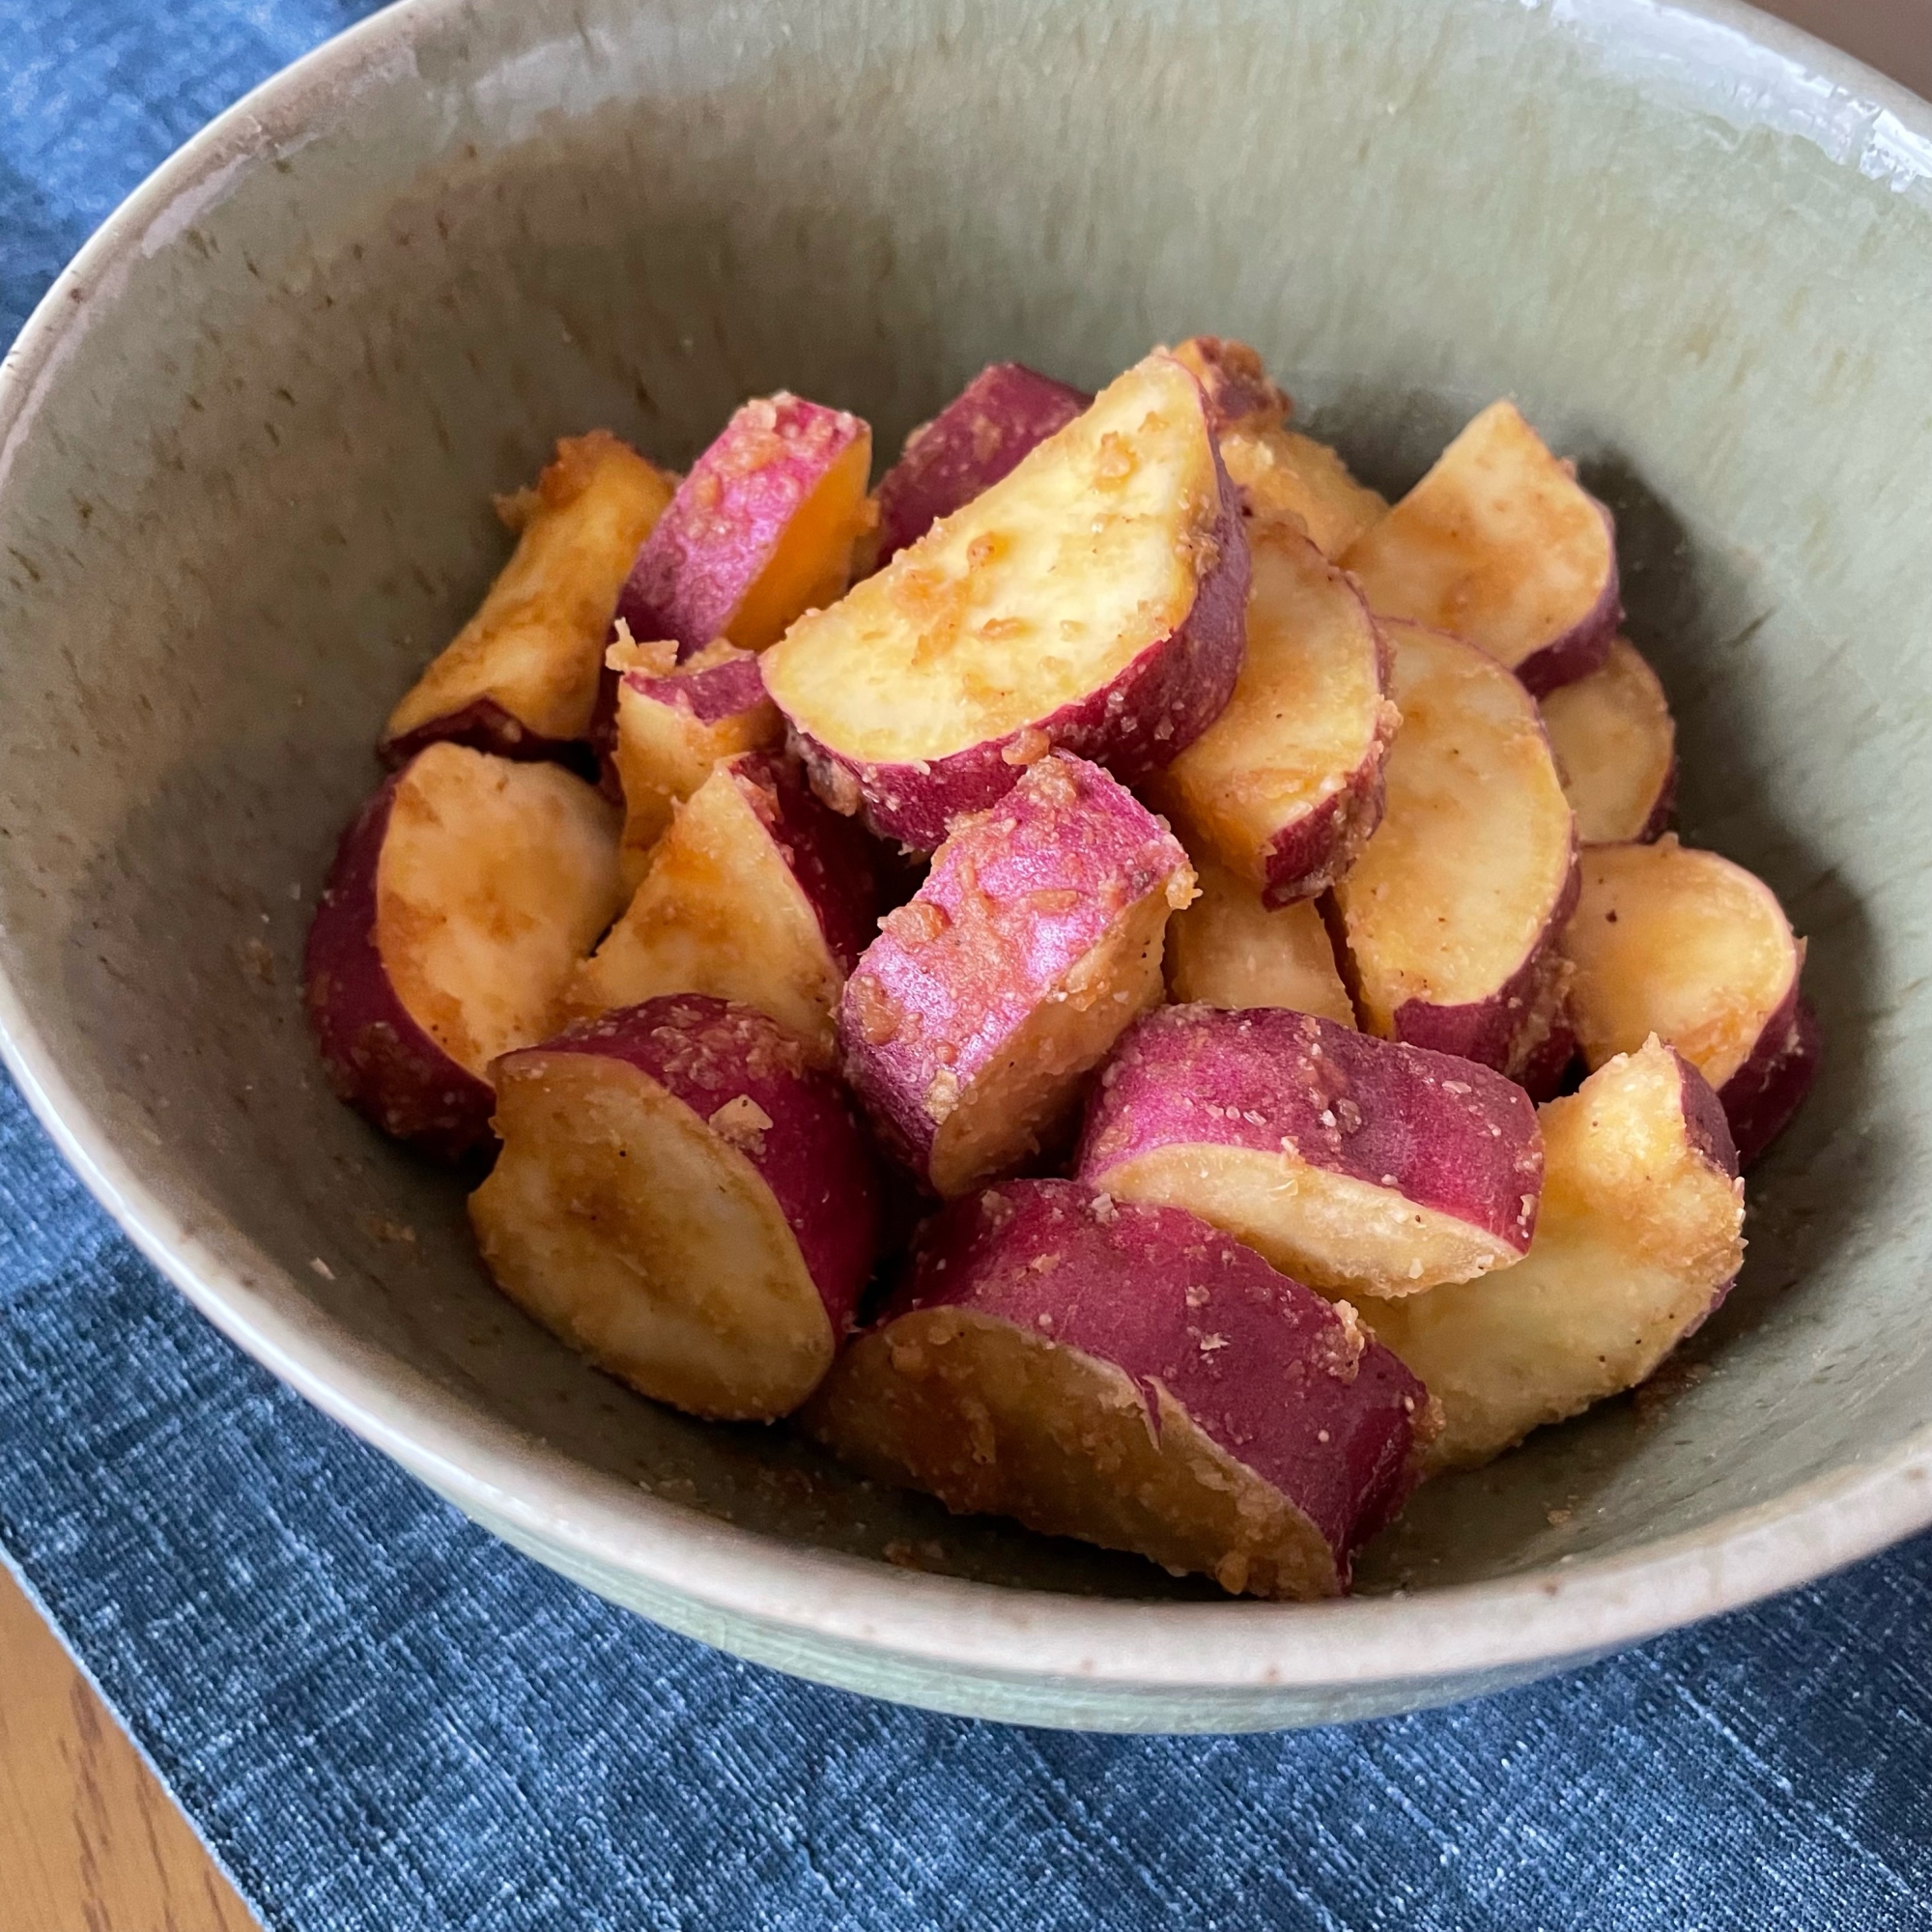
[1082,1005,1545,1255]
[527,993,879,1305]
[1165,336,1292,436]
[811,1179,1433,1596]
[613,393,868,657]
[838,753,1193,1188]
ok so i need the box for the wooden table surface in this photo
[0,6,1922,1929]
[0,1565,256,1930]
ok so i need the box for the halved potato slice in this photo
[614,393,872,659]
[607,639,782,888]
[382,432,675,763]
[1540,637,1676,843]
[1328,621,1577,1080]
[304,744,625,1156]
[764,354,1249,850]
[1561,837,1817,1164]
[471,996,880,1420]
[1340,400,1619,696]
[1150,521,1398,904]
[1220,428,1388,558]
[1079,1006,1543,1296]
[805,1179,1432,1599]
[565,752,879,1065]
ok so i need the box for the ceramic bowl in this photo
[2,0,1929,1731]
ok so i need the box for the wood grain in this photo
[0,1565,257,1932]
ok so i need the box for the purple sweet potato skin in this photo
[1387,842,1581,1078]
[874,363,1092,562]
[883,1179,1430,1572]
[1168,336,1290,435]
[524,994,881,1329]
[379,695,590,774]
[1719,991,1819,1169]
[838,754,1189,1182]
[1672,1043,1743,1179]
[303,772,497,1160]
[1515,1011,1578,1104]
[794,446,1252,853]
[634,651,770,726]
[613,396,867,660]
[1257,620,1396,908]
[1077,1006,1544,1256]
[1510,499,1623,699]
[1635,755,1679,845]
[591,650,776,800]
[733,752,883,975]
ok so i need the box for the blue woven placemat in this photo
[4,6,1931,1927]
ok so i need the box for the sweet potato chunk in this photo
[1540,637,1676,843]
[1219,427,1389,559]
[1170,335,1389,556]
[1166,335,1291,435]
[1164,859,1356,1025]
[804,1179,1431,1598]
[471,996,880,1420]
[1561,837,1817,1164]
[873,362,1091,561]
[839,753,1193,1196]
[304,744,625,1156]
[1340,400,1620,696]
[1359,1039,1744,1468]
[1079,1006,1542,1296]
[1150,521,1397,904]
[565,752,878,1065]
[607,638,782,888]
[1328,621,1578,1079]
[613,393,871,659]
[382,432,676,762]
[763,354,1250,850]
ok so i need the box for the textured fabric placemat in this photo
[4,5,1931,1927]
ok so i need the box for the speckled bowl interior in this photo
[1,0,1929,1730]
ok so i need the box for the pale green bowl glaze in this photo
[2,0,1929,1731]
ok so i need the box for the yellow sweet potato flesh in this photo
[377,745,624,1077]
[1562,838,1799,1091]
[386,433,675,744]
[1151,523,1395,895]
[1340,401,1611,676]
[611,647,781,890]
[1359,1040,1744,1469]
[1332,622,1575,1029]
[1541,638,1675,843]
[1219,425,1387,558]
[471,1054,833,1420]
[762,356,1219,764]
[564,764,843,1064]
[1165,860,1356,1025]
[730,427,874,651]
[1094,1144,1525,1299]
